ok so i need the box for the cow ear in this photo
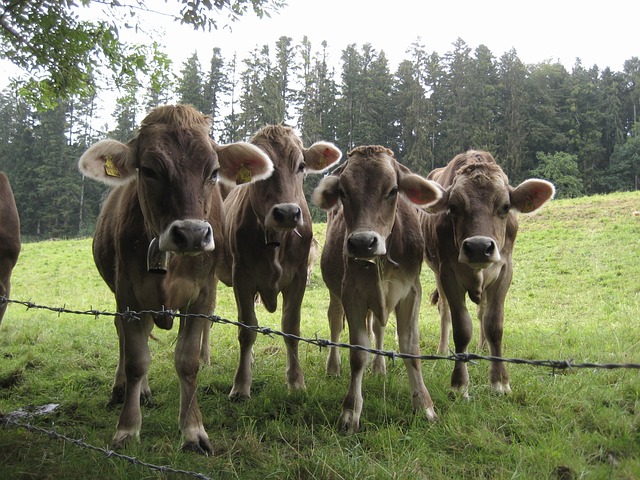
[510,179,555,213]
[303,142,342,173]
[78,139,136,186]
[312,175,341,211]
[399,174,444,208]
[215,141,274,186]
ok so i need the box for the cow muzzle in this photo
[158,219,215,254]
[264,203,303,231]
[459,235,500,268]
[346,231,386,259]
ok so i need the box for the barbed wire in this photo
[1,414,211,480]
[2,296,639,371]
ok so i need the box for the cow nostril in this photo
[273,207,285,222]
[484,242,495,257]
[171,226,188,250]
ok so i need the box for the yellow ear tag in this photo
[104,156,120,178]
[235,165,252,184]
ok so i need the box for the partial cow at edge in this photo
[0,172,21,325]
[216,124,341,400]
[313,145,441,433]
[421,149,555,398]
[79,104,273,454]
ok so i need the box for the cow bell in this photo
[264,229,282,247]
[147,237,169,274]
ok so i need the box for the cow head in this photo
[79,105,273,255]
[313,145,441,259]
[427,150,555,269]
[247,125,341,233]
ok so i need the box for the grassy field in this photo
[1,191,639,479]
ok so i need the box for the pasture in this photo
[1,191,639,479]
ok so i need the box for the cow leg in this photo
[281,275,306,391]
[112,314,154,448]
[326,292,344,376]
[436,286,452,354]
[200,321,211,366]
[482,290,511,394]
[175,314,213,454]
[476,298,487,351]
[442,273,473,399]
[395,290,437,422]
[110,316,152,407]
[339,302,370,433]
[230,278,258,399]
[370,312,387,375]
[0,269,10,325]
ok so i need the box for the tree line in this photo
[1,36,639,240]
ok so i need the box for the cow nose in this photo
[159,220,215,253]
[460,236,499,266]
[347,231,386,258]
[265,203,302,230]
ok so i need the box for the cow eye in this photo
[298,161,306,173]
[209,168,219,183]
[448,204,460,216]
[500,202,511,216]
[139,166,158,180]
[387,186,398,199]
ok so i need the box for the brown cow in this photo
[312,145,441,433]
[422,150,555,397]
[216,124,341,399]
[0,172,21,325]
[78,105,273,453]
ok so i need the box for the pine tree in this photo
[177,52,206,112]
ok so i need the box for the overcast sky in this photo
[151,0,637,73]
[1,0,637,120]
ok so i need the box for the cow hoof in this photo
[448,386,470,401]
[424,406,438,422]
[181,438,213,456]
[326,364,341,377]
[491,381,512,395]
[141,393,155,407]
[112,429,139,449]
[228,390,251,401]
[338,410,360,434]
[107,387,125,408]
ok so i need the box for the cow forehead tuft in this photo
[347,145,394,159]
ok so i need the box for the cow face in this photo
[428,151,555,269]
[79,105,273,254]
[314,146,441,259]
[248,125,341,232]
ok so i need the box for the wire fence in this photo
[1,294,639,478]
[2,296,640,371]
[1,413,212,480]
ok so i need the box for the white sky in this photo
[1,0,638,124]
[152,0,638,73]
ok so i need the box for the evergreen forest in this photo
[1,36,639,240]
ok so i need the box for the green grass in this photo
[1,192,639,479]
